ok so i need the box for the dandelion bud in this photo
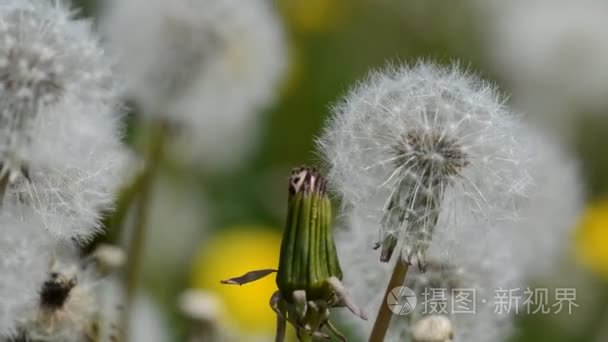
[221,167,365,341]
[319,61,533,268]
[275,167,343,298]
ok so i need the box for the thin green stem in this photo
[0,173,9,205]
[368,255,409,342]
[120,121,167,341]
[298,330,313,342]
[594,303,608,342]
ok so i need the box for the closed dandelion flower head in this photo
[0,0,129,241]
[319,61,532,268]
[102,0,287,168]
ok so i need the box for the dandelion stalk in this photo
[0,173,9,205]
[368,256,409,342]
[120,120,167,340]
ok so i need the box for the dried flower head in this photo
[0,0,130,241]
[102,0,287,168]
[319,61,532,268]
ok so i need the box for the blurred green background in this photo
[76,0,608,341]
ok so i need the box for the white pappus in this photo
[101,0,288,169]
[0,0,130,241]
[319,61,533,269]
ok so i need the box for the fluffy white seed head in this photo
[319,61,533,268]
[14,256,101,342]
[0,0,119,180]
[102,0,287,168]
[503,130,584,278]
[336,209,517,342]
[0,0,130,241]
[0,207,55,337]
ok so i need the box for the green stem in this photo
[368,255,409,342]
[120,120,167,341]
[298,329,313,342]
[0,173,9,205]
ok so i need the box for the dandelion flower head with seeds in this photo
[319,61,533,268]
[0,0,129,241]
[102,0,287,168]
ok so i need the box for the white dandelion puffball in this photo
[336,209,517,342]
[102,0,287,168]
[319,62,533,268]
[14,252,102,342]
[483,0,608,133]
[0,208,55,337]
[0,0,129,241]
[506,130,584,278]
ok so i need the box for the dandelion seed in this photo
[319,61,533,268]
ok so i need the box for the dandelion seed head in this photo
[102,0,288,168]
[16,251,102,342]
[3,101,132,241]
[0,0,130,241]
[336,209,517,342]
[482,0,608,134]
[0,207,54,337]
[0,0,119,181]
[504,130,584,278]
[319,61,532,267]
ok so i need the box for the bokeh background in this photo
[76,0,608,341]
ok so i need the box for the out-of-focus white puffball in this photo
[480,0,608,137]
[102,0,288,169]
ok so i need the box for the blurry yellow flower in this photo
[191,227,281,334]
[576,200,608,278]
[278,0,351,34]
